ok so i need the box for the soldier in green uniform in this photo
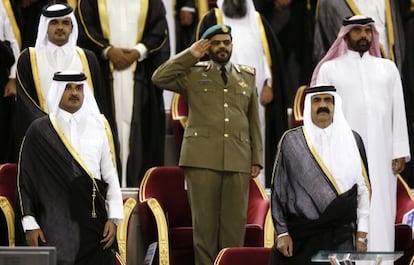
[152,24,263,265]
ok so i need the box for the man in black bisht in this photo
[18,71,124,265]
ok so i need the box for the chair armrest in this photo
[264,209,274,248]
[116,197,137,264]
[146,198,171,265]
[0,196,15,246]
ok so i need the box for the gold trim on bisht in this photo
[50,114,100,218]
[302,127,342,194]
[3,0,21,48]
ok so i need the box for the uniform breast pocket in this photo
[235,87,251,110]
[194,86,217,105]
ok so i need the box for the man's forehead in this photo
[65,82,83,87]
[350,24,372,31]
[210,34,231,41]
[311,93,334,99]
[49,16,72,22]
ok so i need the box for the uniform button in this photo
[224,118,229,122]
[194,132,198,136]
[204,88,208,92]
[224,133,229,138]
[242,91,246,95]
[224,103,228,108]
[224,89,228,93]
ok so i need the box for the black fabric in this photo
[342,16,375,26]
[220,65,228,84]
[305,85,336,95]
[18,116,116,265]
[271,185,357,265]
[53,72,86,81]
[0,40,16,163]
[41,3,73,17]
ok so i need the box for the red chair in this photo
[170,93,188,153]
[395,175,414,265]
[213,247,271,265]
[291,85,308,128]
[0,163,16,208]
[0,163,17,246]
[138,166,274,265]
[116,197,137,264]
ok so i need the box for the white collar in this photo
[57,108,82,123]
[46,41,72,55]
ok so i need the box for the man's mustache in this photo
[69,96,79,100]
[317,107,330,114]
[357,38,369,45]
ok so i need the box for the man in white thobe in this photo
[312,15,410,263]
[15,3,103,154]
[76,0,170,187]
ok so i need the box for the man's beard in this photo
[348,37,371,53]
[222,0,247,18]
[209,48,232,64]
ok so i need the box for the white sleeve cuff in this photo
[180,6,196,13]
[277,232,289,239]
[133,43,148,61]
[22,215,40,232]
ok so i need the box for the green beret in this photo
[200,24,232,39]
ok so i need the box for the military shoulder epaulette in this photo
[195,61,211,71]
[234,64,255,75]
[195,61,212,71]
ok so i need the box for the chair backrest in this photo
[139,166,192,228]
[170,93,188,152]
[213,247,271,265]
[395,175,414,265]
[247,178,269,225]
[396,175,414,224]
[291,85,308,128]
[0,196,14,246]
[0,163,16,246]
[0,163,17,208]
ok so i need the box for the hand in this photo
[392,157,406,174]
[107,47,133,70]
[260,84,273,105]
[124,49,140,64]
[189,39,210,59]
[25,228,46,246]
[251,165,261,178]
[101,220,117,249]
[274,0,291,10]
[3,79,16,97]
[276,234,293,257]
[179,10,194,26]
[355,231,367,252]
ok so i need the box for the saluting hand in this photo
[190,39,210,59]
